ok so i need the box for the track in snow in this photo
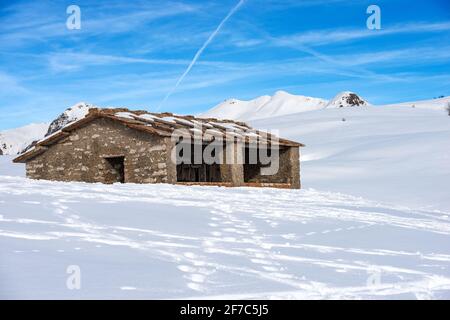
[1,175,449,299]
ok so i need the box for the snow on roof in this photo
[160,116,177,123]
[135,114,156,122]
[115,112,136,119]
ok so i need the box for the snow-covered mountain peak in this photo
[326,91,370,108]
[273,90,291,97]
[45,102,94,137]
[200,91,327,121]
[202,90,372,121]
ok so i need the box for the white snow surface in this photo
[251,106,450,212]
[1,94,450,299]
[1,102,450,301]
[0,160,449,299]
[0,123,49,155]
[382,96,450,111]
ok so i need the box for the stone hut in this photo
[13,108,304,189]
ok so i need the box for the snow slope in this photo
[251,106,450,211]
[0,123,49,155]
[201,91,328,121]
[382,96,450,112]
[0,165,449,299]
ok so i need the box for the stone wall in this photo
[26,117,176,184]
[220,141,244,186]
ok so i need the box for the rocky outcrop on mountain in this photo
[14,102,94,155]
[45,102,93,137]
[326,92,370,108]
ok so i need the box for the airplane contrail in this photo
[157,0,245,110]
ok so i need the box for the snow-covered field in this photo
[1,98,450,299]
[252,106,450,212]
[1,155,450,299]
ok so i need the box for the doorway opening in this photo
[104,156,125,183]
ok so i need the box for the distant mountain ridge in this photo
[201,91,369,121]
[201,91,450,121]
[201,90,329,121]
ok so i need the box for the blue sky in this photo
[0,0,449,129]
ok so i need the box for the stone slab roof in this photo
[14,108,304,163]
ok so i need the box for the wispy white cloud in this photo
[43,51,243,73]
[46,52,194,72]
[275,21,450,47]
[0,1,198,47]
[254,0,364,10]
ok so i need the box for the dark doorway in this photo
[176,143,222,183]
[104,156,125,183]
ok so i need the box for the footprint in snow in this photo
[177,265,196,273]
[251,258,274,266]
[202,240,215,247]
[187,282,204,292]
[120,286,137,291]
[23,201,40,204]
[186,273,206,283]
[262,266,280,272]
[183,252,198,259]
